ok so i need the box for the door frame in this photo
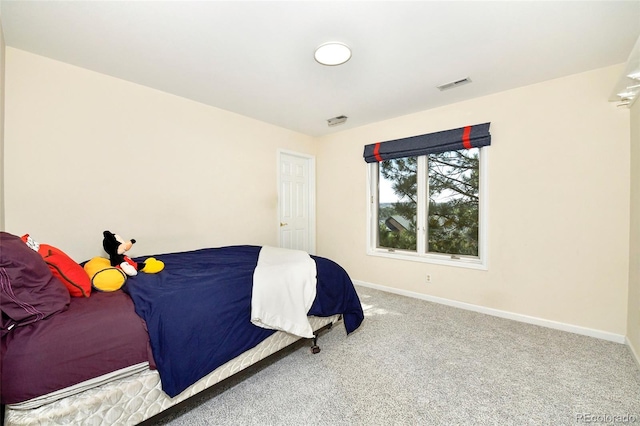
[277,149,316,254]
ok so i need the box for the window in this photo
[368,147,488,269]
[377,156,418,251]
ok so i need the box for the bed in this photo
[0,233,364,425]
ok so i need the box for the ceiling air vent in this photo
[327,115,348,127]
[437,77,472,91]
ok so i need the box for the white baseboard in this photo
[626,337,640,369]
[354,280,626,344]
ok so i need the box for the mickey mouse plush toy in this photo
[102,230,164,276]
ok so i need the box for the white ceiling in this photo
[2,1,640,137]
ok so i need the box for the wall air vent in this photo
[437,77,472,91]
[327,115,348,127]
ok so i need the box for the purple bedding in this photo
[0,238,363,406]
[1,291,150,404]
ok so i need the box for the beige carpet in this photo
[154,285,640,425]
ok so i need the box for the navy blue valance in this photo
[363,122,491,163]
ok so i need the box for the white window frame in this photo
[366,149,489,270]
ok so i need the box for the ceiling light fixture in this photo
[314,42,351,66]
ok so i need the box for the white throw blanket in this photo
[251,246,317,338]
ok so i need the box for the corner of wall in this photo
[628,98,640,368]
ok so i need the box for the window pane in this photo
[378,157,417,251]
[427,149,479,256]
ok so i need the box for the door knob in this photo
[280,222,288,227]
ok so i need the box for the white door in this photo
[278,151,315,253]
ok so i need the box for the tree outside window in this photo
[376,148,480,257]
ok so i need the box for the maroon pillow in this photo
[0,232,70,333]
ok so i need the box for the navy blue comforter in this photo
[124,245,363,397]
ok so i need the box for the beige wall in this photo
[316,65,630,336]
[629,98,640,360]
[0,15,5,231]
[4,48,315,260]
[4,46,635,340]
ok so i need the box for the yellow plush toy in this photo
[142,257,164,273]
[84,257,127,292]
[84,231,165,291]
[84,256,165,291]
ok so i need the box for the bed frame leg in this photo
[310,336,321,354]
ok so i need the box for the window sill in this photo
[366,248,488,270]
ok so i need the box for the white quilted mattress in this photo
[4,315,340,426]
